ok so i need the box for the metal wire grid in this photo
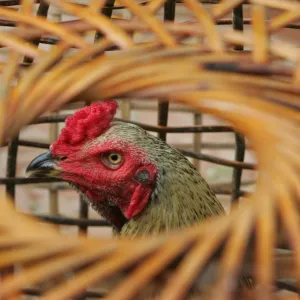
[1,0,256,234]
[0,1,258,296]
[1,1,270,219]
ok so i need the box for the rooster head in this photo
[26,101,158,222]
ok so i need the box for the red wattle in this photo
[124,184,153,219]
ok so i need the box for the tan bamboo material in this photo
[0,0,300,299]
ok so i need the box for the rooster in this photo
[26,100,224,237]
[26,100,254,297]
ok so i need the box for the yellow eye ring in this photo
[108,153,122,165]
[101,152,123,169]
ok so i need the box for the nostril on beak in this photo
[26,152,55,176]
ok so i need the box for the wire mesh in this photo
[1,0,256,244]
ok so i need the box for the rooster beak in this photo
[26,151,60,178]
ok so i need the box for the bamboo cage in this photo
[0,0,300,299]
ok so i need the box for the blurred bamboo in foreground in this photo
[0,0,300,299]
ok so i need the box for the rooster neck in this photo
[71,123,224,236]
[119,159,225,238]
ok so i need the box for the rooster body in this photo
[26,101,252,297]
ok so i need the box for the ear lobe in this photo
[134,169,150,183]
[124,184,153,219]
[123,164,157,219]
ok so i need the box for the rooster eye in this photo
[102,152,123,168]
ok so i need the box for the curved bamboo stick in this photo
[0,0,299,299]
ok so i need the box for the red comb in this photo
[51,100,118,157]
